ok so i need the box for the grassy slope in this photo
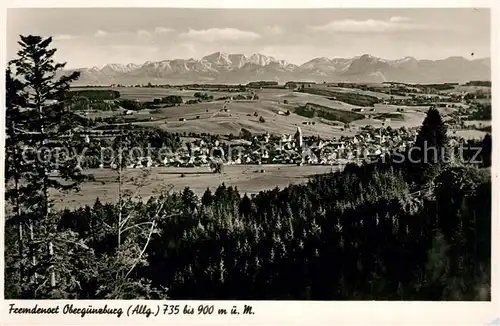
[50,165,341,209]
[80,87,429,136]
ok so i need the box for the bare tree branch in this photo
[120,221,153,234]
[124,220,156,279]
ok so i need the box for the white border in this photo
[1,1,499,326]
[2,0,500,8]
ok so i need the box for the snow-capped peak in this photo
[248,53,277,66]
[202,52,231,66]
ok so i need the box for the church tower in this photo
[294,126,303,149]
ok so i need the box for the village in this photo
[112,125,422,170]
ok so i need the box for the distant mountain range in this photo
[65,52,491,85]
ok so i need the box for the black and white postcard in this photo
[2,2,499,325]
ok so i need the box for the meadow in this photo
[81,87,433,138]
[463,120,491,127]
[51,164,342,209]
[71,86,243,102]
[325,86,407,99]
[451,129,488,140]
[440,85,491,94]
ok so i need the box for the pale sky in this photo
[7,8,491,68]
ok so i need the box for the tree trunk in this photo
[18,222,24,283]
[118,144,123,250]
[49,242,55,287]
[29,221,37,284]
[14,163,24,283]
[40,96,56,292]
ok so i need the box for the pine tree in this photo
[8,35,86,210]
[6,35,92,297]
[412,107,448,184]
[182,187,198,211]
[415,107,447,150]
[480,133,492,167]
[239,193,252,217]
[201,188,213,206]
[5,66,29,289]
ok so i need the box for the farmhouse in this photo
[44,99,59,105]
[296,81,317,86]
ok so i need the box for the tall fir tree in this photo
[480,133,492,167]
[5,66,30,294]
[5,35,93,298]
[415,107,448,150]
[411,107,448,184]
[8,35,86,212]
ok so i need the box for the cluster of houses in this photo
[113,126,421,170]
[381,92,489,107]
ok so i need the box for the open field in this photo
[141,100,429,135]
[88,93,431,137]
[372,104,430,113]
[71,86,243,102]
[463,120,491,127]
[412,93,451,99]
[324,86,407,99]
[295,103,365,124]
[440,85,491,94]
[351,111,426,129]
[297,87,380,106]
[242,88,360,110]
[398,104,459,116]
[451,129,488,140]
[78,87,453,137]
[105,97,359,138]
[284,92,360,109]
[473,98,491,104]
[51,164,342,209]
